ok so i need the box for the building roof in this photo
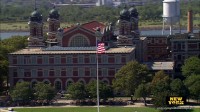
[170,32,200,40]
[143,61,174,70]
[63,21,105,33]
[81,21,105,32]
[9,47,135,55]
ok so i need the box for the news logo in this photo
[166,96,186,106]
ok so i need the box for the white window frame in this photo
[90,55,96,64]
[32,56,37,65]
[17,56,24,64]
[78,55,84,64]
[66,67,73,76]
[102,68,108,77]
[31,69,37,78]
[55,68,61,77]
[78,68,85,77]
[43,69,49,77]
[43,55,49,64]
[55,55,61,64]
[67,56,72,64]
[90,68,96,77]
[18,69,24,77]
[101,55,108,64]
[115,55,121,64]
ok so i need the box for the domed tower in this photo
[28,8,44,47]
[129,6,140,37]
[118,6,131,36]
[46,6,60,47]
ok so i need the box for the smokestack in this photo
[187,10,193,33]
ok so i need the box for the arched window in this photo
[55,81,62,91]
[32,81,37,88]
[44,80,50,84]
[42,79,50,84]
[67,81,72,87]
[69,35,89,47]
[103,80,108,85]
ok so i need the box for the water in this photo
[0,32,29,40]
[0,30,199,40]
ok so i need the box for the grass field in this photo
[13,107,200,112]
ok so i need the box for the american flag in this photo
[97,42,105,54]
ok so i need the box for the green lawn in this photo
[13,107,200,112]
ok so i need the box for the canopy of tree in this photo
[112,61,149,96]
[181,56,200,77]
[0,36,27,94]
[10,81,56,106]
[34,82,56,101]
[86,80,113,101]
[10,82,32,102]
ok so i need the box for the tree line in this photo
[1,1,199,23]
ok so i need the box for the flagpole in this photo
[96,46,100,112]
[95,27,101,112]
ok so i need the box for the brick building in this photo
[145,35,170,61]
[8,6,138,91]
[170,32,200,73]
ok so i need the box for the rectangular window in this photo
[38,69,43,77]
[101,55,108,63]
[13,69,18,77]
[78,55,84,64]
[102,68,108,77]
[61,68,66,76]
[43,69,48,77]
[90,55,96,63]
[55,56,61,64]
[49,69,54,76]
[49,56,54,64]
[55,69,61,76]
[24,56,31,64]
[31,69,37,78]
[37,56,42,64]
[24,69,31,77]
[32,56,37,64]
[43,56,49,64]
[115,68,120,73]
[115,55,121,64]
[61,55,66,64]
[66,67,72,76]
[78,68,85,77]
[12,56,17,64]
[90,68,96,77]
[18,69,24,77]
[67,56,72,64]
[17,56,24,64]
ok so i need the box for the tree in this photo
[151,71,171,107]
[151,71,168,85]
[170,78,189,98]
[182,56,200,77]
[0,36,27,94]
[67,82,86,100]
[86,80,113,101]
[134,83,150,106]
[34,82,56,104]
[10,82,32,105]
[184,75,200,102]
[112,61,149,96]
